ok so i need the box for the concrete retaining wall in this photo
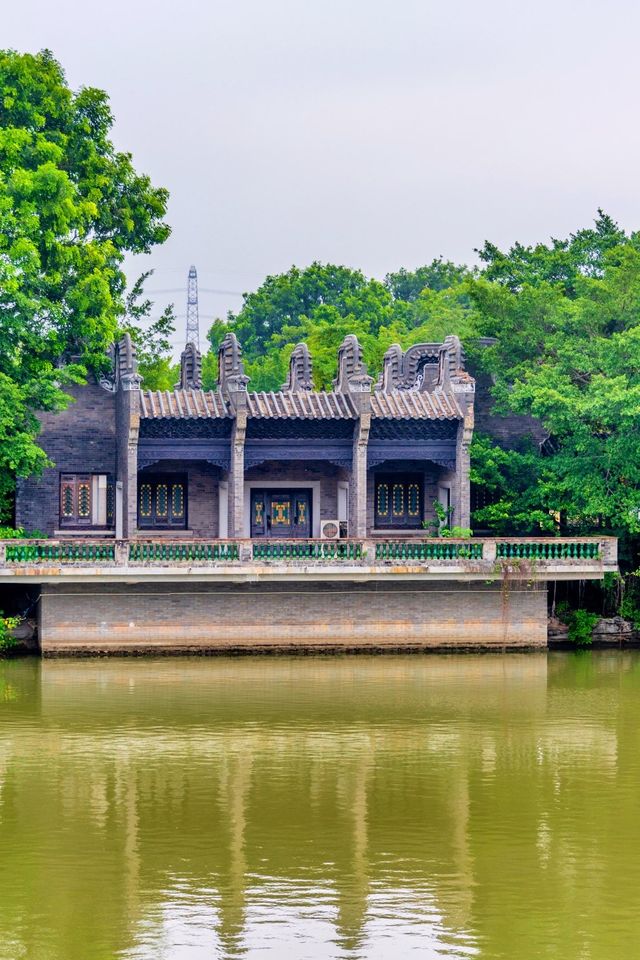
[38,580,548,654]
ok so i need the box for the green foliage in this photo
[119,272,177,390]
[619,574,640,630]
[0,526,45,538]
[209,259,472,390]
[0,49,170,516]
[469,227,640,538]
[0,612,20,653]
[423,501,473,538]
[469,434,556,534]
[556,604,598,646]
[476,209,628,297]
[384,259,472,301]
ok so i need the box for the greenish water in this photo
[1,652,639,959]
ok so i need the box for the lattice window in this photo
[59,474,113,528]
[375,474,423,529]
[392,483,405,517]
[376,483,390,519]
[137,475,187,529]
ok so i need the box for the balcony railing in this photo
[129,541,240,563]
[5,541,116,563]
[375,540,484,561]
[253,540,364,562]
[495,540,601,560]
[0,536,616,576]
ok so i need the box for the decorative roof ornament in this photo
[377,344,403,392]
[282,343,313,392]
[176,341,202,390]
[218,332,249,397]
[375,336,472,395]
[114,333,142,391]
[333,334,373,394]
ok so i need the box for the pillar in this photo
[227,410,246,538]
[351,414,370,538]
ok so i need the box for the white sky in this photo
[4,0,640,352]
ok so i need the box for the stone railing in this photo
[129,541,240,563]
[494,540,602,560]
[0,536,617,575]
[4,540,117,563]
[375,540,484,561]
[253,540,364,562]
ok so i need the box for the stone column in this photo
[450,374,475,531]
[227,407,246,538]
[115,336,142,539]
[453,416,472,529]
[351,413,370,538]
[217,333,250,540]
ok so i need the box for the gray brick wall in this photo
[16,383,116,535]
[38,580,548,652]
[473,370,546,447]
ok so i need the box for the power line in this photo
[145,286,244,296]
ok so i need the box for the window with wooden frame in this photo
[374,473,423,529]
[60,474,114,528]
[137,475,188,529]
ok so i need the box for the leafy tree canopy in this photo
[0,49,170,518]
[468,235,640,538]
[476,209,631,297]
[210,260,472,390]
[384,258,472,301]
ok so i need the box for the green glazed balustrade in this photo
[128,542,240,563]
[1,538,605,567]
[5,542,115,563]
[496,541,601,560]
[253,541,364,562]
[375,541,484,562]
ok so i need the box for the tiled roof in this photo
[139,387,461,420]
[140,390,229,418]
[370,390,462,420]
[246,391,355,419]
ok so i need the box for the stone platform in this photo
[0,536,617,655]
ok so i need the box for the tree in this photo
[384,258,471,302]
[468,233,640,544]
[120,273,177,390]
[476,209,629,297]
[222,262,398,362]
[205,262,479,391]
[0,49,170,519]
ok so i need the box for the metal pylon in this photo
[185,265,200,349]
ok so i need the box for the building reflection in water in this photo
[1,653,638,960]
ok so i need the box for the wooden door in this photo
[250,489,312,538]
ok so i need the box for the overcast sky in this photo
[5,0,640,351]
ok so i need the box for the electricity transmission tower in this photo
[185,265,200,349]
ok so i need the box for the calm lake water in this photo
[1,652,639,959]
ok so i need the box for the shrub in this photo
[556,603,598,645]
[0,613,21,654]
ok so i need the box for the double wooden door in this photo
[250,489,312,538]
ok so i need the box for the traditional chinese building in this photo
[16,332,475,541]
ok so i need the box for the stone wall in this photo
[473,370,546,447]
[38,579,548,654]
[16,383,116,535]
